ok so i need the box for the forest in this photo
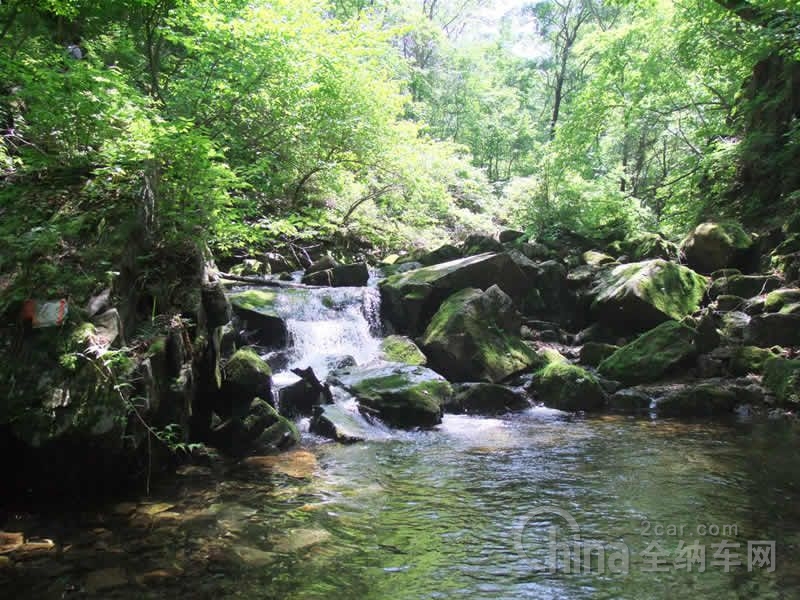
[1,1,800,597]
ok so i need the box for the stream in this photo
[2,283,800,598]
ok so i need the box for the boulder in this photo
[608,233,678,261]
[307,255,338,274]
[591,260,707,333]
[708,274,782,299]
[716,295,745,312]
[608,388,652,413]
[379,252,528,334]
[420,286,539,383]
[744,313,800,347]
[729,346,781,376]
[499,229,526,243]
[582,250,616,267]
[654,383,739,417]
[598,321,697,385]
[331,364,451,429]
[519,242,552,261]
[681,222,754,274]
[772,251,800,282]
[309,404,369,443]
[763,356,800,404]
[764,288,800,313]
[462,233,504,255]
[229,290,288,347]
[209,398,297,456]
[220,348,272,419]
[302,262,369,287]
[418,244,462,266]
[278,367,332,418]
[379,335,427,365]
[201,280,232,328]
[447,383,529,415]
[579,342,619,367]
[530,351,606,412]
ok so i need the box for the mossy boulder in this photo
[447,383,529,415]
[764,289,800,313]
[591,260,707,333]
[744,313,800,347]
[210,398,298,456]
[420,286,540,383]
[608,388,652,413]
[582,250,616,267]
[598,321,697,385]
[729,346,780,376]
[379,335,427,365]
[681,222,754,274]
[418,244,462,266]
[221,348,272,419]
[332,364,451,429]
[708,274,782,300]
[530,352,606,412]
[608,232,678,261]
[462,233,504,255]
[763,357,800,404]
[229,290,288,347]
[499,229,526,243]
[579,342,619,367]
[379,252,528,334]
[654,383,739,417]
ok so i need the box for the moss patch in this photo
[229,290,279,313]
[533,358,606,412]
[763,357,800,404]
[599,321,697,385]
[729,346,780,375]
[380,335,427,365]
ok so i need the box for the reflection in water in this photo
[2,412,800,599]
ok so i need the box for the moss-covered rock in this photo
[579,342,619,367]
[582,250,616,267]
[229,289,288,347]
[598,321,697,385]
[332,364,451,429]
[591,260,707,333]
[763,356,800,404]
[420,286,540,383]
[654,383,738,417]
[221,348,272,419]
[418,244,462,266]
[729,346,780,376]
[530,352,606,411]
[764,289,800,312]
[448,383,529,415]
[608,388,652,413]
[201,280,232,328]
[462,233,504,255]
[608,232,678,261]
[681,222,754,274]
[210,398,298,455]
[379,335,427,365]
[708,274,782,300]
[379,252,528,334]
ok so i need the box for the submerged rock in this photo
[332,363,451,429]
[420,286,539,383]
[681,222,754,274]
[598,321,697,385]
[448,383,529,415]
[591,259,707,333]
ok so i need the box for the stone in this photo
[229,290,288,347]
[0,532,24,553]
[608,388,652,412]
[302,262,369,287]
[379,335,427,365]
[681,222,754,274]
[243,450,317,479]
[763,357,800,404]
[418,244,462,266]
[764,288,800,313]
[579,342,619,367]
[654,383,739,417]
[729,346,780,376]
[716,295,745,311]
[708,274,782,299]
[520,242,552,261]
[447,383,529,415]
[582,250,616,267]
[499,229,526,243]
[598,321,697,385]
[332,364,451,429]
[278,373,330,419]
[462,233,504,255]
[591,259,707,333]
[230,258,268,277]
[220,348,272,419]
[530,351,606,412]
[309,404,370,443]
[201,280,232,328]
[307,255,338,274]
[608,233,678,261]
[745,313,800,347]
[420,286,540,383]
[379,252,529,335]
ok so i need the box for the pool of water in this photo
[3,410,800,599]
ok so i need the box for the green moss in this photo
[582,250,615,266]
[534,359,606,411]
[599,321,697,384]
[764,289,800,312]
[380,335,427,365]
[729,346,778,375]
[226,347,272,383]
[763,357,800,404]
[229,289,278,313]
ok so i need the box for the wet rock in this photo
[448,383,529,415]
[230,258,268,277]
[579,342,619,367]
[420,286,539,383]
[310,404,369,443]
[278,367,332,418]
[332,364,451,429]
[220,348,272,419]
[243,450,318,478]
[379,252,529,334]
[229,290,288,347]
[591,259,707,334]
[379,335,427,365]
[598,321,697,385]
[530,350,607,412]
[272,528,331,553]
[708,274,782,299]
[608,388,652,413]
[745,313,800,347]
[681,222,754,274]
